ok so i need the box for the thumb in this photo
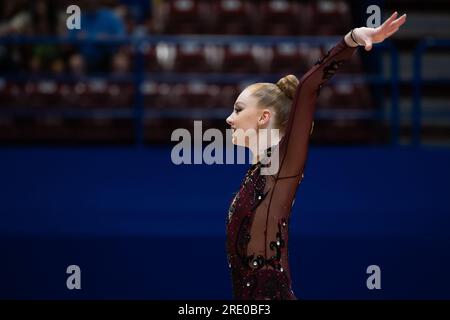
[364,38,373,51]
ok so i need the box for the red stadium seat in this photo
[204,44,226,72]
[317,82,373,109]
[269,43,309,74]
[142,81,162,109]
[222,43,259,73]
[146,83,191,109]
[211,0,258,34]
[171,83,188,109]
[145,118,167,143]
[0,116,17,142]
[153,118,197,142]
[259,0,306,35]
[155,43,177,72]
[161,0,210,34]
[0,81,9,109]
[86,79,109,108]
[33,115,65,140]
[184,82,213,108]
[60,83,80,108]
[338,53,365,74]
[144,44,163,72]
[8,83,27,108]
[105,83,134,109]
[215,84,239,109]
[174,43,209,73]
[310,0,352,35]
[26,81,59,109]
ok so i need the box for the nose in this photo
[226,114,233,126]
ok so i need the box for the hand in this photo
[353,12,407,51]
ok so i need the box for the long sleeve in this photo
[276,38,357,178]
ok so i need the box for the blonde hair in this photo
[249,74,299,132]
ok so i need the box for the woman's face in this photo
[226,87,262,147]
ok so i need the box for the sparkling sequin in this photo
[315,48,332,66]
[226,148,291,299]
[322,60,345,81]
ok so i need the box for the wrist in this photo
[344,30,359,47]
[351,28,364,46]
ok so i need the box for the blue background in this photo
[1,146,449,299]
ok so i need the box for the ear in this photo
[258,109,273,128]
[260,109,273,125]
[258,109,272,127]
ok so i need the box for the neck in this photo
[249,129,282,164]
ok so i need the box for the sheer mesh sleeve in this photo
[277,39,357,178]
[226,38,357,300]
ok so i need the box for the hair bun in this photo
[276,74,299,100]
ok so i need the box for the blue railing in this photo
[0,35,399,146]
[413,39,450,147]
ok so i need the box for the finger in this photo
[385,27,399,38]
[380,11,398,30]
[385,14,407,34]
[364,38,373,51]
[389,14,407,29]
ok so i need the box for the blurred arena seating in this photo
[383,0,450,145]
[157,0,352,36]
[0,0,448,145]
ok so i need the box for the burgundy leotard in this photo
[226,38,357,300]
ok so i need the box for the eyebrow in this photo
[234,102,246,108]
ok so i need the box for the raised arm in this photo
[276,12,407,178]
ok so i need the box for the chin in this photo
[231,135,238,146]
[231,134,244,147]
